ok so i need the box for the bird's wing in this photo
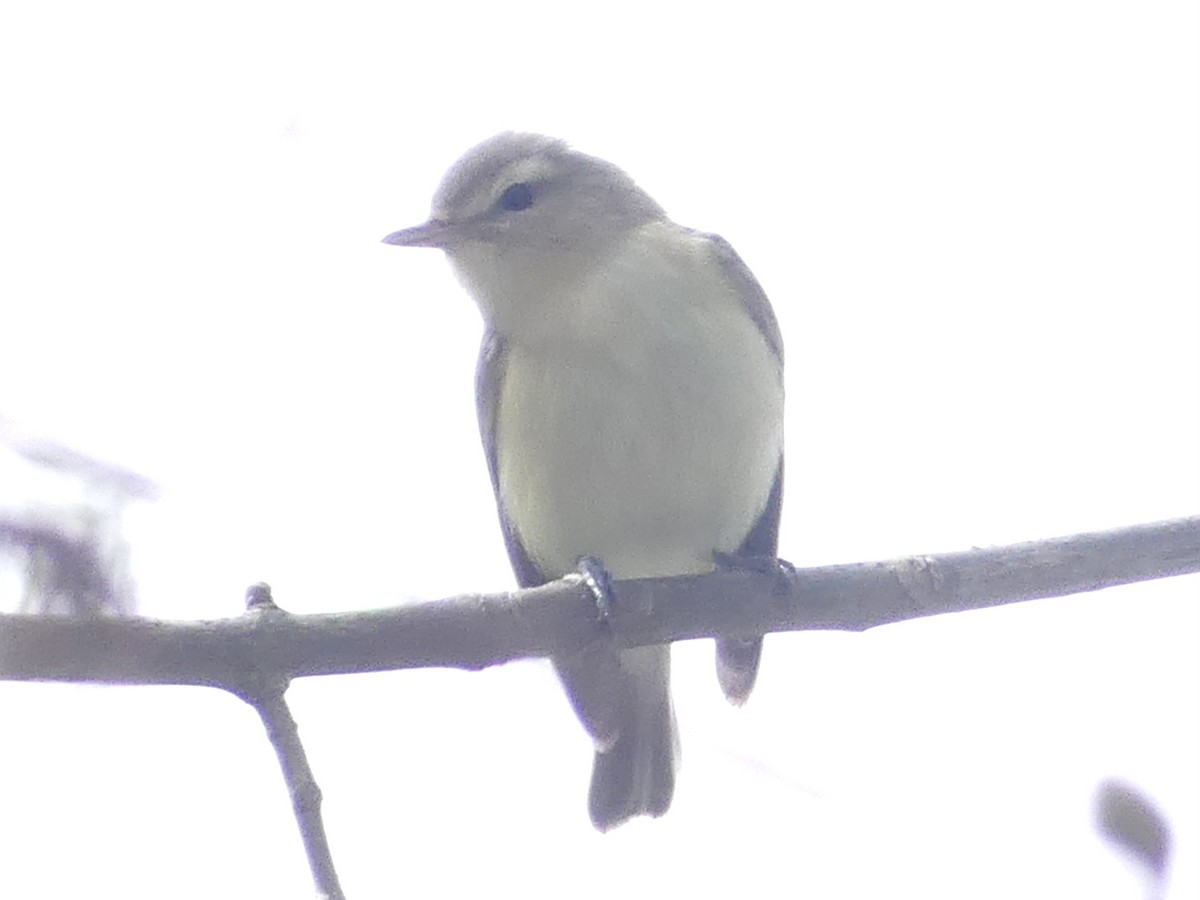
[737,459,783,557]
[698,229,784,555]
[475,330,549,588]
[477,329,640,748]
[698,230,784,365]
[701,230,785,703]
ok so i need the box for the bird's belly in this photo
[496,329,782,580]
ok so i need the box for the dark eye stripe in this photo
[498,182,535,212]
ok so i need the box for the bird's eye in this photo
[498,182,535,212]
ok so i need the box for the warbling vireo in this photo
[384,133,784,831]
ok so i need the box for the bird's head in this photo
[383,133,665,333]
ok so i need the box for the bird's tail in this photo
[716,635,763,705]
[556,645,678,831]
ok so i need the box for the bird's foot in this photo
[713,550,795,596]
[711,551,793,704]
[575,555,616,623]
[559,556,628,751]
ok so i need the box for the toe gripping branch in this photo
[712,550,795,593]
[575,555,617,623]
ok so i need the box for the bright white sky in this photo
[0,2,1196,898]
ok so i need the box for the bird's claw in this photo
[575,555,616,623]
[713,551,795,596]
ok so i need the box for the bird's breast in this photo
[493,227,783,580]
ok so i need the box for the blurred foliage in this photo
[1,418,155,616]
[1095,778,1171,898]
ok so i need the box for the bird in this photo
[383,133,784,831]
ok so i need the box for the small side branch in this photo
[235,585,344,900]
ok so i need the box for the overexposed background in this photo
[0,1,1196,897]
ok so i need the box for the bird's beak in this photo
[381,219,458,249]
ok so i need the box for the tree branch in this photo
[1,516,1195,687]
[3,516,1195,898]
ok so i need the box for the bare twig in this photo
[236,584,345,900]
[0,516,1195,686]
